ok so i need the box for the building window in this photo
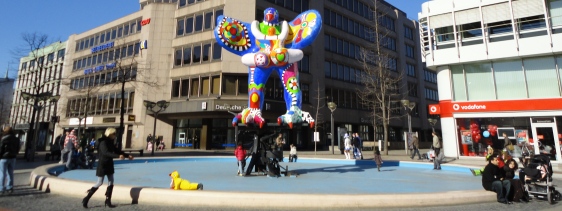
[191,78,200,97]
[211,76,220,95]
[177,19,185,36]
[406,64,416,77]
[193,45,201,63]
[424,69,437,83]
[202,43,211,62]
[301,83,309,103]
[202,77,210,95]
[181,79,189,97]
[212,42,222,60]
[404,26,413,40]
[195,14,203,32]
[408,82,418,97]
[185,17,194,34]
[405,45,415,59]
[298,54,309,73]
[425,88,438,101]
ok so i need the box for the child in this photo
[373,147,383,172]
[470,146,495,176]
[234,142,247,176]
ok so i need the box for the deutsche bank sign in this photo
[91,41,115,53]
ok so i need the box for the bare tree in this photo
[12,32,65,161]
[310,80,325,153]
[356,2,404,155]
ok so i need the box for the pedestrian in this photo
[354,133,363,160]
[146,134,152,144]
[48,134,62,161]
[275,133,285,161]
[82,128,134,208]
[373,147,383,172]
[0,126,20,195]
[234,142,247,176]
[62,130,78,170]
[432,132,442,170]
[289,144,297,162]
[59,130,68,163]
[482,155,512,204]
[344,133,351,159]
[410,135,422,160]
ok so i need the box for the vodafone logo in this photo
[453,103,486,111]
[430,106,437,113]
[453,104,460,110]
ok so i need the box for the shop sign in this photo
[360,117,371,123]
[69,117,93,125]
[91,41,114,53]
[428,104,440,114]
[103,117,116,123]
[202,102,207,110]
[141,18,151,26]
[84,62,115,75]
[215,104,247,111]
[438,98,562,117]
[531,117,554,123]
[128,115,136,121]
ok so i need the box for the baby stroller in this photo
[521,154,560,204]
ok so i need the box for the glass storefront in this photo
[456,116,562,162]
[174,118,202,148]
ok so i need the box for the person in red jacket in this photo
[234,143,247,176]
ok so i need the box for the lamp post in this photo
[428,118,438,133]
[21,92,60,161]
[143,100,170,156]
[327,101,337,154]
[400,99,416,154]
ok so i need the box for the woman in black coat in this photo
[82,128,133,208]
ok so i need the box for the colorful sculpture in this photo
[214,7,322,128]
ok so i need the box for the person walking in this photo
[432,132,442,170]
[58,130,68,163]
[410,135,422,160]
[82,128,133,208]
[62,130,78,169]
[343,133,352,159]
[373,147,383,172]
[354,133,363,160]
[275,133,285,161]
[234,142,247,176]
[0,126,20,195]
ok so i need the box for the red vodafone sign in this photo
[141,18,151,26]
[428,104,440,115]
[438,98,562,117]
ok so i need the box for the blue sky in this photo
[0,0,427,79]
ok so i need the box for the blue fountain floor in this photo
[58,157,483,194]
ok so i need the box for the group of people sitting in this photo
[481,150,531,204]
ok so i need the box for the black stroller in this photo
[521,154,560,204]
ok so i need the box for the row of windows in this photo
[325,87,367,110]
[324,34,360,59]
[17,65,62,91]
[324,8,374,42]
[451,56,562,101]
[406,64,416,77]
[176,8,223,37]
[73,42,140,71]
[171,74,310,103]
[178,0,205,8]
[66,91,135,117]
[20,49,66,70]
[262,0,310,14]
[424,69,437,83]
[324,60,363,84]
[75,19,142,52]
[70,67,137,90]
[327,0,373,21]
[173,42,222,67]
[425,88,438,101]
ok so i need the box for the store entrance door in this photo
[530,118,562,162]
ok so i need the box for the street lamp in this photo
[21,91,60,161]
[428,118,438,133]
[401,99,416,154]
[327,101,337,154]
[143,100,170,156]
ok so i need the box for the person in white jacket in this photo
[344,133,352,159]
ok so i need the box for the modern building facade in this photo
[58,0,438,151]
[0,70,15,128]
[419,0,562,163]
[11,41,66,151]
